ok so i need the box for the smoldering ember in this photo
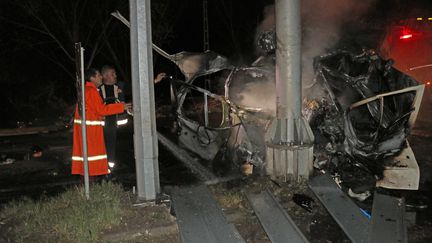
[1,0,432,242]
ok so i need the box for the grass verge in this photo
[0,181,127,243]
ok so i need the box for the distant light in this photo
[429,17,432,20]
[427,81,431,86]
[400,34,413,39]
[417,17,423,20]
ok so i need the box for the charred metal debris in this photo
[305,50,423,192]
[165,40,423,194]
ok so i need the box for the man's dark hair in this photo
[101,65,116,75]
[84,68,99,82]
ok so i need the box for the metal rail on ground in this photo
[171,185,245,243]
[246,189,309,243]
[309,173,369,243]
[369,192,407,243]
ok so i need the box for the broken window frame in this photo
[344,84,424,158]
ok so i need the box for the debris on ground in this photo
[347,188,371,202]
[292,193,315,213]
[0,157,15,165]
[31,145,43,158]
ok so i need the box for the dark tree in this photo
[0,0,176,125]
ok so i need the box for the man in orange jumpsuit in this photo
[71,68,129,179]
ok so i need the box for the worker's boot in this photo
[107,161,116,181]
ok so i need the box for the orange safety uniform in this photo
[71,82,125,176]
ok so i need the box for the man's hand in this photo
[154,72,167,84]
[124,102,133,115]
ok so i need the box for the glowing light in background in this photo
[400,34,413,39]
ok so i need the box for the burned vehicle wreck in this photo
[305,50,423,192]
[167,47,424,191]
[167,45,423,193]
[110,6,424,198]
[170,51,276,175]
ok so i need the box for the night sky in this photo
[0,0,430,127]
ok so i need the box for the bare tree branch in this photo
[0,16,49,36]
[103,37,128,82]
[5,0,174,84]
[219,0,241,58]
[30,47,75,80]
[86,18,113,68]
[25,1,74,61]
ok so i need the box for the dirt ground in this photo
[101,202,181,243]
[95,175,351,243]
[114,101,432,243]
[103,173,432,243]
[209,176,351,243]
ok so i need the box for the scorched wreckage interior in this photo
[136,11,432,197]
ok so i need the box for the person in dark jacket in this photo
[99,65,126,173]
[100,65,167,174]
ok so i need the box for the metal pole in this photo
[204,93,209,127]
[111,11,172,61]
[265,0,314,181]
[276,0,301,140]
[78,46,90,199]
[129,0,160,200]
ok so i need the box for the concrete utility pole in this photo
[129,0,160,200]
[265,0,314,181]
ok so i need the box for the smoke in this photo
[255,0,377,86]
[301,0,377,85]
[226,0,378,117]
[256,4,275,34]
[229,68,276,115]
[255,4,276,56]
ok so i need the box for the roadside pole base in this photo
[265,143,314,182]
